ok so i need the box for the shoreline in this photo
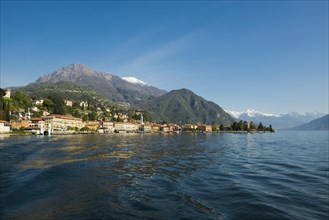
[0,130,275,137]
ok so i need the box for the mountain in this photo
[289,114,329,131]
[226,108,279,118]
[225,109,325,129]
[21,81,105,101]
[33,64,166,103]
[140,88,235,125]
[14,64,235,125]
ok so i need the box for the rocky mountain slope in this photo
[14,64,235,124]
[21,81,105,103]
[34,64,166,103]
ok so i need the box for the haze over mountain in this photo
[288,114,329,131]
[225,109,326,129]
[34,64,166,103]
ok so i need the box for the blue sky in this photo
[1,1,328,114]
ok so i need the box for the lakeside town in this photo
[0,89,274,135]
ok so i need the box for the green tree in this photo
[0,88,6,120]
[47,95,65,114]
[232,122,239,131]
[0,89,13,121]
[133,113,141,120]
[212,125,219,132]
[43,98,55,111]
[80,127,91,132]
[82,114,89,122]
[243,121,249,131]
[116,117,124,122]
[13,90,31,110]
[258,122,264,131]
[249,121,256,130]
[143,112,153,122]
[88,111,98,121]
[31,110,43,117]
[72,109,82,118]
[72,101,80,109]
[238,120,244,131]
[64,106,73,115]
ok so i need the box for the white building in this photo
[0,120,10,133]
[141,124,152,133]
[3,89,11,98]
[42,114,84,131]
[32,99,44,105]
[80,101,88,108]
[64,100,73,107]
[25,118,45,135]
[102,121,114,133]
[114,122,139,133]
[31,106,39,112]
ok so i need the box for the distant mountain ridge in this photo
[139,88,235,125]
[225,109,326,129]
[288,114,329,131]
[226,108,280,118]
[34,64,166,103]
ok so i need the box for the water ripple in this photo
[1,132,328,219]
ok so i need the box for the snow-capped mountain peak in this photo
[225,108,279,118]
[225,110,243,118]
[225,108,326,129]
[246,108,280,117]
[122,77,149,86]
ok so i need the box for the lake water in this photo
[0,131,328,220]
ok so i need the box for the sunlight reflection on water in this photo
[1,132,328,220]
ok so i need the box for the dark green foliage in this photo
[13,90,32,111]
[140,89,235,125]
[0,88,5,97]
[1,89,31,120]
[43,98,54,110]
[232,122,239,131]
[0,88,7,120]
[72,109,82,118]
[143,112,153,122]
[238,120,244,131]
[258,122,264,131]
[88,111,98,121]
[80,127,91,132]
[47,94,65,114]
[229,121,274,132]
[212,125,219,132]
[18,82,104,102]
[132,114,141,120]
[243,121,249,131]
[82,114,89,122]
[249,121,256,130]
